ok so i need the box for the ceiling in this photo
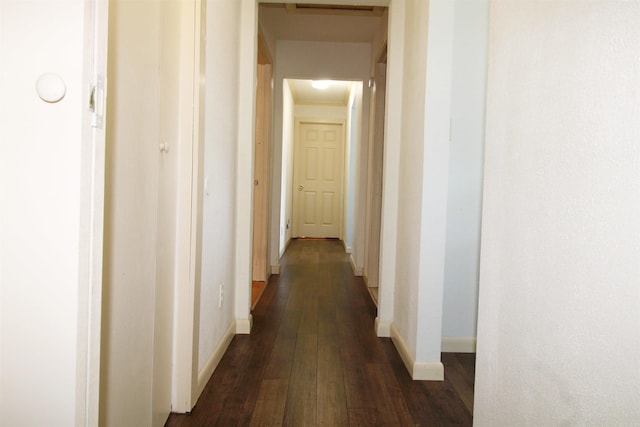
[287,79,353,105]
[280,3,385,16]
[259,4,387,105]
[259,3,385,43]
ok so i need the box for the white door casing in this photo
[238,0,406,342]
[293,121,345,238]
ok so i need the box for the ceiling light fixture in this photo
[311,80,330,90]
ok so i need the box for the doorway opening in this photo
[255,3,389,314]
[252,29,274,308]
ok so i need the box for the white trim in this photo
[242,0,405,353]
[236,315,253,334]
[413,361,445,381]
[172,0,204,413]
[390,323,414,377]
[375,317,391,337]
[350,254,363,276]
[235,0,258,337]
[278,235,292,258]
[273,235,292,274]
[391,323,444,381]
[441,336,477,353]
[363,273,378,288]
[376,0,405,343]
[196,320,236,398]
[77,1,109,423]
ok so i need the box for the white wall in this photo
[391,0,455,379]
[233,0,258,333]
[344,83,365,271]
[153,1,184,424]
[393,0,430,371]
[270,40,371,271]
[101,0,180,425]
[475,1,640,424]
[441,0,489,349]
[295,104,348,120]
[0,1,95,424]
[363,62,386,288]
[346,92,357,252]
[376,0,406,338]
[198,0,240,372]
[279,80,295,256]
[351,83,366,273]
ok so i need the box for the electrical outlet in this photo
[219,284,224,308]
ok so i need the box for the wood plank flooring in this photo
[166,239,474,426]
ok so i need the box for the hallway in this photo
[166,239,474,426]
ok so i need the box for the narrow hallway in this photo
[166,239,474,426]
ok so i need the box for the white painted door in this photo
[293,122,344,238]
[1,0,107,425]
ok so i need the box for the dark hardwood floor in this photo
[166,239,474,426]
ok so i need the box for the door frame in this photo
[77,0,109,424]
[363,47,387,289]
[172,0,205,412]
[292,118,346,239]
[239,0,403,337]
[252,30,273,283]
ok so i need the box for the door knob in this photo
[298,185,304,191]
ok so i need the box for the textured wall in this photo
[475,1,640,424]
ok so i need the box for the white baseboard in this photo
[196,320,236,397]
[278,237,292,258]
[375,317,391,337]
[441,336,477,353]
[273,237,292,274]
[363,275,379,287]
[391,323,444,381]
[413,360,445,380]
[235,315,253,334]
[349,254,363,276]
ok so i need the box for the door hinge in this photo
[89,75,105,129]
